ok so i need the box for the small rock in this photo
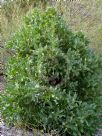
[95,129,102,136]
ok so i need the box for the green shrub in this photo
[0,8,102,136]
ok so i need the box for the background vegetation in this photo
[1,0,102,70]
[1,0,102,49]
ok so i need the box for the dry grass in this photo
[55,0,102,51]
[1,0,102,49]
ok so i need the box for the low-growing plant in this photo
[0,8,102,136]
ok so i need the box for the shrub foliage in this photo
[0,8,102,136]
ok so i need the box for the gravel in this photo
[0,116,50,136]
[1,113,102,136]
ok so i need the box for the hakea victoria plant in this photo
[0,8,102,136]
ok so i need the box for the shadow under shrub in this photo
[0,8,102,136]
